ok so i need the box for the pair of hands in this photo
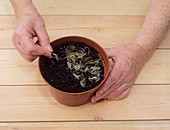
[13,7,147,102]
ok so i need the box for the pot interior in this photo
[39,36,110,94]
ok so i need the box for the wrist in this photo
[132,39,148,54]
[124,42,149,63]
[17,6,38,20]
[133,37,156,58]
[10,0,38,20]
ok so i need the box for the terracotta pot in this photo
[38,36,110,106]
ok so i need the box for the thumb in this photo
[34,23,53,52]
[105,49,113,58]
[105,47,120,58]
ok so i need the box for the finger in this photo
[91,94,107,103]
[92,82,129,103]
[34,22,53,52]
[18,30,34,51]
[112,88,131,100]
[12,34,37,62]
[105,49,115,58]
[29,44,52,57]
[113,60,134,88]
[98,59,133,98]
[95,60,123,97]
[16,43,37,62]
[96,71,136,101]
[106,83,130,100]
[110,70,126,90]
[105,48,119,58]
[19,31,51,57]
[91,95,97,103]
[96,80,127,101]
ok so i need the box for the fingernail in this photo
[96,90,103,97]
[46,44,53,52]
[92,96,98,103]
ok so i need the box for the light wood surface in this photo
[0,50,170,85]
[0,16,169,49]
[0,85,170,121]
[1,121,170,130]
[0,0,150,15]
[0,0,170,129]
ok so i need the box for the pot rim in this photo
[38,35,110,95]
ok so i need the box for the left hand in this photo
[12,6,52,62]
[91,43,147,102]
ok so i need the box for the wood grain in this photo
[0,0,150,15]
[0,50,169,85]
[1,121,170,130]
[0,85,170,121]
[0,0,169,128]
[0,16,169,49]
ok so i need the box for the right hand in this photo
[91,43,147,102]
[12,6,53,62]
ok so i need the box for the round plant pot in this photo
[38,36,110,106]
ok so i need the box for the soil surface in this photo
[40,41,104,93]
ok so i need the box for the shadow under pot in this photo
[38,36,110,106]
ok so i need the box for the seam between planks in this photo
[0,48,170,50]
[0,14,147,17]
[0,84,170,87]
[1,119,170,123]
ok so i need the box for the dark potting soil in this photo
[40,41,104,93]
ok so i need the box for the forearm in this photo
[134,0,170,59]
[10,0,37,19]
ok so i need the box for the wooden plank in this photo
[0,0,150,15]
[0,16,169,49]
[1,121,170,130]
[0,0,14,15]
[0,50,44,85]
[0,85,170,121]
[136,50,170,84]
[0,50,170,85]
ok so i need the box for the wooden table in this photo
[0,0,170,129]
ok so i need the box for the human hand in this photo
[12,6,52,62]
[91,43,147,102]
